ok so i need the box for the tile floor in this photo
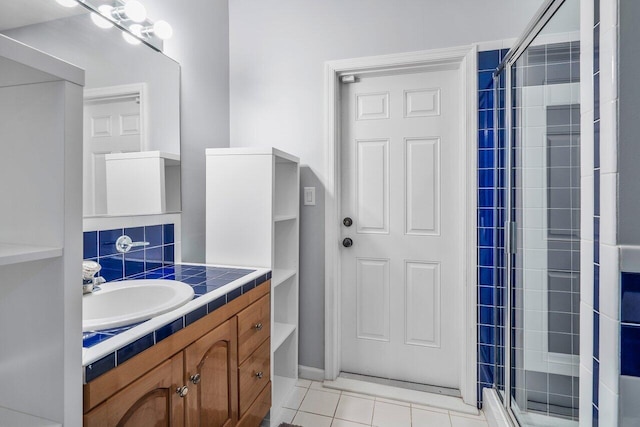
[276,380,489,427]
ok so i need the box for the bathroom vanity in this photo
[83,269,272,426]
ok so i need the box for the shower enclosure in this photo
[493,0,581,425]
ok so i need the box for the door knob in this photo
[176,386,189,397]
[255,371,264,379]
[254,323,263,331]
[342,238,353,248]
[190,373,201,384]
[343,217,353,227]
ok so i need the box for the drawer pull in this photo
[190,373,201,385]
[254,323,263,331]
[176,386,189,398]
[255,371,264,380]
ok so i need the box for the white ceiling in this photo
[0,0,87,32]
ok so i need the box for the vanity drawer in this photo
[238,338,270,416]
[237,380,271,427]
[237,293,270,363]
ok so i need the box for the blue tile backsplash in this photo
[84,223,177,282]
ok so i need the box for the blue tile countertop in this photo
[82,263,271,383]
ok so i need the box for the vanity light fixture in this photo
[122,24,143,45]
[141,20,173,40]
[60,0,173,50]
[90,5,115,29]
[55,0,79,7]
[110,0,147,23]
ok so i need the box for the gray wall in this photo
[147,0,230,263]
[618,0,640,245]
[228,0,543,370]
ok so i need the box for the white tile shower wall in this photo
[594,0,622,426]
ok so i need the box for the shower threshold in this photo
[340,372,461,397]
[324,374,475,414]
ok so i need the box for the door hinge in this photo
[341,75,357,84]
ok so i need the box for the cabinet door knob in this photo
[255,371,264,380]
[190,374,201,384]
[176,386,189,397]
[254,323,263,331]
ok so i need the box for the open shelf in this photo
[205,147,299,424]
[271,269,296,288]
[273,214,297,223]
[0,406,60,427]
[274,159,298,219]
[271,374,297,425]
[272,322,296,352]
[0,243,63,267]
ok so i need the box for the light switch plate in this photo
[303,187,316,206]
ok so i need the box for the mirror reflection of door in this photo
[83,88,144,216]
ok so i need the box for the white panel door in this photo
[340,70,462,388]
[83,96,141,216]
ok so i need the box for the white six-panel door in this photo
[83,96,141,216]
[340,69,463,389]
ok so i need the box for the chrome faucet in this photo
[83,261,106,294]
[83,276,106,294]
[115,235,150,253]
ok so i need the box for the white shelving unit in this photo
[0,35,84,425]
[205,147,299,425]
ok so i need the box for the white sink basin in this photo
[83,279,194,332]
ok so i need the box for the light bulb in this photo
[90,5,114,29]
[55,0,78,7]
[153,20,173,40]
[122,24,142,45]
[124,1,147,23]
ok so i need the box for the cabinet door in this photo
[185,317,238,427]
[84,353,185,427]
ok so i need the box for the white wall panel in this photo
[404,89,440,117]
[356,258,390,341]
[405,138,439,235]
[357,92,390,120]
[357,139,389,234]
[405,261,440,347]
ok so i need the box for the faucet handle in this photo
[116,235,150,253]
[83,261,102,280]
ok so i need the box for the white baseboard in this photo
[298,365,325,381]
[483,388,514,427]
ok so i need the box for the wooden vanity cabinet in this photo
[83,281,271,427]
[83,354,184,426]
[185,317,238,427]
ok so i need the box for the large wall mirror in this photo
[0,0,181,217]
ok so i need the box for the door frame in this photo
[323,45,478,406]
